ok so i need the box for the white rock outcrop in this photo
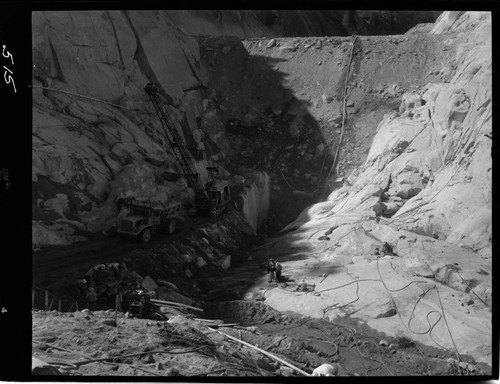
[266,12,491,365]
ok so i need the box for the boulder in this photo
[255,357,276,372]
[278,366,294,376]
[243,291,266,301]
[219,255,231,270]
[128,271,144,282]
[165,367,180,376]
[181,253,194,263]
[272,105,283,116]
[312,363,338,376]
[141,276,159,292]
[101,319,117,327]
[144,354,155,363]
[280,44,298,52]
[32,357,62,375]
[381,201,401,217]
[42,193,69,218]
[195,256,208,268]
[322,94,334,104]
[399,92,422,115]
[316,143,326,157]
[396,185,422,199]
[74,311,91,320]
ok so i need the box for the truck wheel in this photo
[141,228,152,243]
[167,219,176,234]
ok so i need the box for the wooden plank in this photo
[210,323,240,328]
[150,299,203,312]
[115,295,119,323]
[48,298,54,311]
[193,318,219,323]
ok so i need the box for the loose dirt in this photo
[33,297,486,377]
[32,236,490,377]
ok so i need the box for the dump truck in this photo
[117,198,184,243]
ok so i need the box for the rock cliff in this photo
[32,10,439,246]
[261,11,491,365]
[32,9,491,367]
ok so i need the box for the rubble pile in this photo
[75,262,190,306]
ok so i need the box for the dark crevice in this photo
[48,39,65,83]
[183,84,209,93]
[97,60,121,66]
[216,10,223,24]
[88,146,115,180]
[180,49,206,89]
[177,111,197,155]
[123,10,174,105]
[105,11,125,69]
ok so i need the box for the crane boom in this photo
[144,83,208,200]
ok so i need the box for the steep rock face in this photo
[31,10,442,245]
[263,11,491,365]
[32,11,235,245]
[241,173,270,232]
[279,10,491,273]
[195,26,458,234]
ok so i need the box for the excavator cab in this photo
[196,167,231,219]
[205,181,231,219]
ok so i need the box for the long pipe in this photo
[208,327,311,376]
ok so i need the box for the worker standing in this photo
[266,258,276,283]
[73,279,88,302]
[86,287,97,304]
[275,262,282,282]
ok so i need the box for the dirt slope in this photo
[34,298,487,377]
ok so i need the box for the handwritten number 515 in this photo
[2,45,16,93]
[2,45,14,65]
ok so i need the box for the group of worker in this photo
[73,278,97,306]
[73,263,126,308]
[266,258,283,283]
